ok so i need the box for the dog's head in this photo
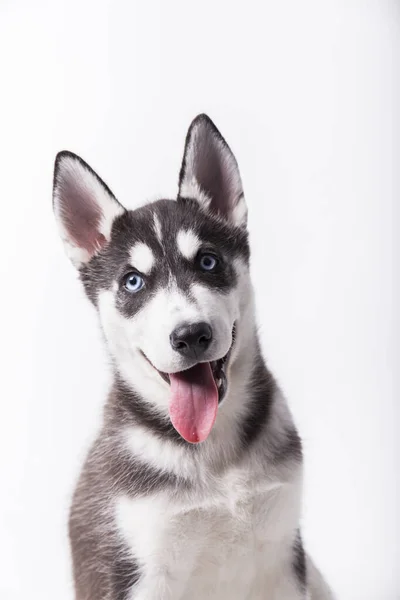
[53,115,254,443]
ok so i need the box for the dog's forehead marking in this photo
[177,229,201,260]
[153,213,163,244]
[129,242,155,274]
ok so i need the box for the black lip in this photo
[141,352,170,384]
[142,324,236,401]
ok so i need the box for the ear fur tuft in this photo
[53,151,125,267]
[178,114,247,227]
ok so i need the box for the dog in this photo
[53,114,334,599]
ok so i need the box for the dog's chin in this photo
[141,326,236,404]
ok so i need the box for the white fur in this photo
[124,426,196,479]
[98,282,236,417]
[129,242,155,274]
[176,228,201,260]
[179,176,213,209]
[179,119,247,227]
[98,289,169,410]
[153,212,163,243]
[115,449,305,600]
[53,154,124,267]
[231,193,248,227]
[117,418,332,599]
[96,241,333,600]
[57,118,334,600]
[110,253,333,598]
[179,173,247,229]
[98,270,241,384]
[111,255,332,598]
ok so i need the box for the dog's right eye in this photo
[124,272,144,293]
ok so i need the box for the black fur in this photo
[292,530,307,592]
[111,551,141,600]
[53,150,121,208]
[178,114,245,223]
[80,198,249,313]
[68,414,187,599]
[111,375,193,447]
[239,356,274,449]
[273,427,303,464]
[56,115,314,600]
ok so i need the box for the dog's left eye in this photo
[199,254,218,271]
[124,272,144,293]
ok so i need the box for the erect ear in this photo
[53,151,125,268]
[178,114,247,227]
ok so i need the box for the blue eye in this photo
[124,272,144,293]
[200,254,218,271]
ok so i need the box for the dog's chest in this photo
[184,495,278,599]
[116,471,296,599]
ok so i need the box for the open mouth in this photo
[156,333,234,403]
[142,326,236,444]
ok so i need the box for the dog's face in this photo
[53,115,252,443]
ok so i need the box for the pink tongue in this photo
[169,362,218,443]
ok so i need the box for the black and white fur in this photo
[53,114,334,599]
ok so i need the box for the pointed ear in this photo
[178,114,247,227]
[53,151,125,268]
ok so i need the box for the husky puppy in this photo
[53,114,334,599]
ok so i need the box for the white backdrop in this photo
[0,1,398,599]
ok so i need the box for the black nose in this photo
[170,322,213,358]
